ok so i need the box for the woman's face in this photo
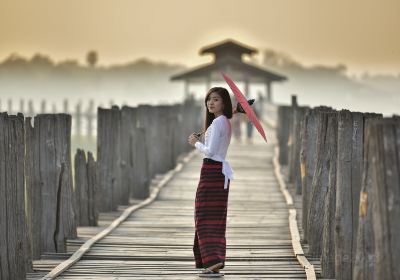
[206,92,224,116]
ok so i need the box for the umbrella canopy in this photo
[221,71,268,143]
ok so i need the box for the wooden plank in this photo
[272,135,316,280]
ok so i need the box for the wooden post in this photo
[353,116,382,280]
[25,116,40,260]
[87,152,98,226]
[133,127,150,199]
[40,100,46,113]
[86,99,95,137]
[300,108,317,243]
[63,99,69,113]
[292,106,309,194]
[171,104,184,164]
[369,118,400,279]
[25,114,77,257]
[288,95,298,183]
[334,110,365,279]
[137,105,157,179]
[75,103,82,137]
[121,106,137,203]
[277,106,292,165]
[74,149,98,226]
[0,113,29,279]
[7,98,12,114]
[321,112,338,278]
[97,106,122,211]
[28,100,34,116]
[307,110,337,258]
[19,99,25,113]
[300,106,332,243]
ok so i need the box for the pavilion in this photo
[170,39,287,102]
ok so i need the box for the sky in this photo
[0,0,399,75]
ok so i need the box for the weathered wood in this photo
[25,117,41,260]
[0,113,28,280]
[121,106,137,203]
[137,105,156,180]
[157,106,173,173]
[73,149,98,226]
[292,106,309,194]
[74,149,88,225]
[320,112,338,278]
[25,114,77,256]
[334,110,364,279]
[29,136,310,280]
[353,115,382,280]
[132,127,150,199]
[369,118,400,279]
[307,110,337,258]
[97,107,122,211]
[39,149,195,280]
[300,108,320,243]
[288,95,298,183]
[86,152,98,226]
[171,104,184,164]
[277,105,292,165]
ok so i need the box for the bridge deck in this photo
[28,134,308,279]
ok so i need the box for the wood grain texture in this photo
[0,113,28,280]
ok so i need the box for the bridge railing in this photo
[276,95,400,279]
[0,98,201,280]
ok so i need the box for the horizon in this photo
[1,0,399,76]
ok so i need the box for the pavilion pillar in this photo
[206,75,211,90]
[184,80,189,99]
[265,81,272,103]
[244,78,250,97]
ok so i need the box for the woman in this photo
[187,87,234,277]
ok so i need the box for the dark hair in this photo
[203,87,233,132]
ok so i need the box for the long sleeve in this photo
[195,119,222,157]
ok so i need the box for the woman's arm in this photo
[195,119,222,157]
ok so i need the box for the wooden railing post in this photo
[74,149,98,226]
[0,113,29,280]
[120,106,137,203]
[307,110,338,258]
[133,127,150,199]
[277,105,292,165]
[97,106,122,211]
[334,110,365,279]
[320,111,338,278]
[25,113,77,256]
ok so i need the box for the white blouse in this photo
[195,115,234,189]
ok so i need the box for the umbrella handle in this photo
[236,99,255,114]
[195,132,204,138]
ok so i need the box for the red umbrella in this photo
[221,71,268,143]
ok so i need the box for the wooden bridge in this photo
[26,126,313,279]
[2,97,400,280]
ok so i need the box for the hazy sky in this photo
[1,0,399,75]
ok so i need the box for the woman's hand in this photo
[188,133,199,146]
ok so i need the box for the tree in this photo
[86,50,98,68]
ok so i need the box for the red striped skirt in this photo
[193,159,230,269]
